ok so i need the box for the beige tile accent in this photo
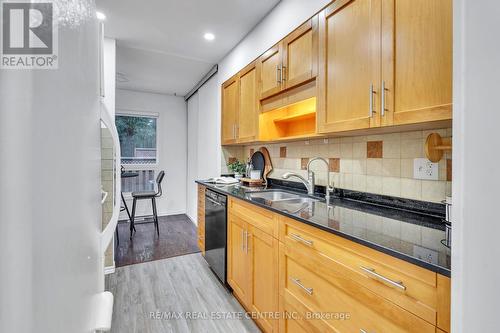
[383,133,401,141]
[352,174,367,191]
[382,177,401,196]
[340,137,353,144]
[340,173,353,188]
[383,140,401,158]
[400,178,422,200]
[367,141,383,158]
[279,146,287,158]
[366,176,383,194]
[421,180,446,202]
[401,159,414,178]
[329,158,340,172]
[366,159,383,176]
[353,142,367,158]
[446,181,452,196]
[329,143,341,158]
[352,159,367,175]
[401,139,424,158]
[382,159,401,177]
[400,130,422,140]
[340,159,353,173]
[238,128,452,203]
[340,143,353,158]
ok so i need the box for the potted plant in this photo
[227,160,246,180]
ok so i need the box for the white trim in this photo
[104,265,115,275]
[116,108,159,118]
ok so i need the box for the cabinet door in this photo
[221,75,239,144]
[381,0,452,126]
[238,62,259,143]
[247,224,279,333]
[227,214,249,304]
[259,43,283,100]
[317,0,381,133]
[197,185,205,255]
[282,15,319,91]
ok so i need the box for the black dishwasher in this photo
[204,189,227,285]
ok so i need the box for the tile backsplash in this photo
[222,128,452,203]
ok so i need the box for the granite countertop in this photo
[196,180,451,277]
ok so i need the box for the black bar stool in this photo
[129,171,165,239]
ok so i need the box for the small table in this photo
[118,172,139,243]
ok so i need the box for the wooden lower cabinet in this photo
[197,185,205,255]
[227,198,279,332]
[247,224,279,332]
[279,243,435,333]
[227,197,451,333]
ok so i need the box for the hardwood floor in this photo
[115,214,200,267]
[106,253,261,333]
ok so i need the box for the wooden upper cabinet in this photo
[259,43,282,100]
[282,15,319,91]
[238,62,259,143]
[221,74,239,145]
[381,0,452,126]
[259,18,319,101]
[317,0,381,134]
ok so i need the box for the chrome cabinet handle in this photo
[360,330,368,333]
[290,277,313,295]
[281,65,286,82]
[369,84,376,117]
[206,197,221,206]
[381,80,387,117]
[360,266,406,291]
[290,233,314,247]
[241,229,245,252]
[276,64,281,84]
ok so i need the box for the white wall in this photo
[117,89,187,216]
[103,38,116,116]
[452,0,500,331]
[186,0,331,214]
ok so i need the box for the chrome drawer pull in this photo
[290,277,313,295]
[290,233,314,247]
[360,266,406,291]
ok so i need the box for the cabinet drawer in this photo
[229,197,278,237]
[281,245,435,333]
[279,216,439,325]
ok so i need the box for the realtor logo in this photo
[1,1,58,69]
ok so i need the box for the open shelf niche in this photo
[258,97,316,141]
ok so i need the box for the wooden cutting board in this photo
[259,147,273,183]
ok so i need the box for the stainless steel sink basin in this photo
[247,190,320,203]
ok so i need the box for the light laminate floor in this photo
[106,253,261,333]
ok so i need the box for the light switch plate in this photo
[413,158,438,180]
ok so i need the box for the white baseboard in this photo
[104,265,115,275]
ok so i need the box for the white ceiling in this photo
[96,0,281,96]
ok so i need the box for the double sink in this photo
[246,190,321,214]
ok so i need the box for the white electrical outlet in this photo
[413,158,438,180]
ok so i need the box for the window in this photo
[116,114,157,165]
[116,113,158,193]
